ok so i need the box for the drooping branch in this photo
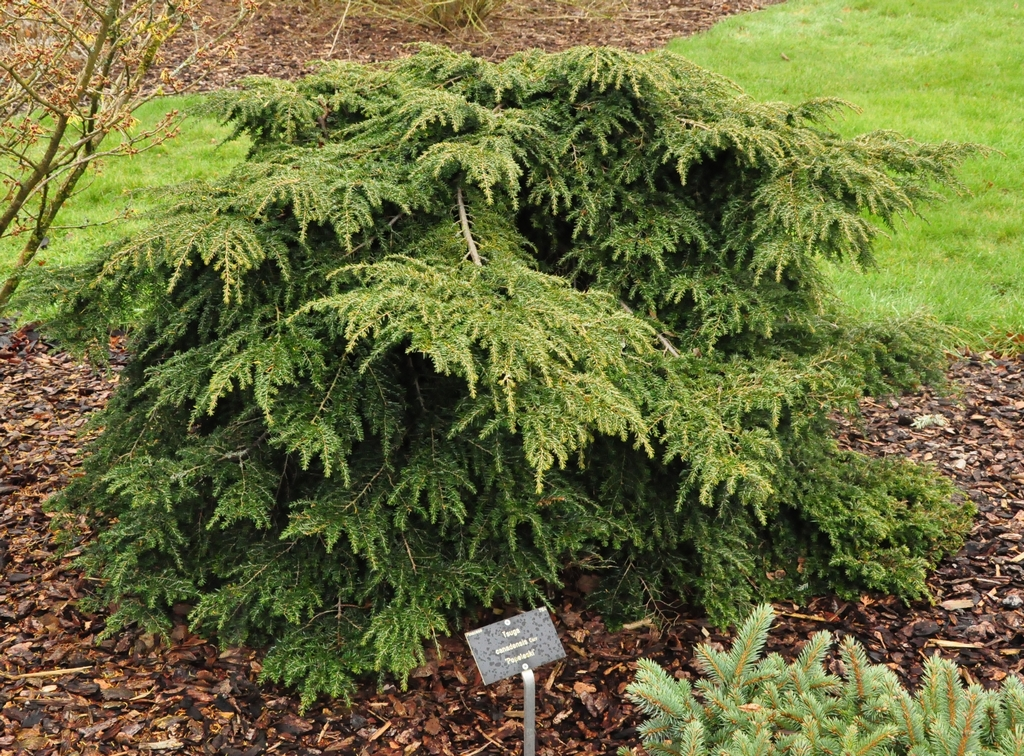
[620,300,681,358]
[456,185,483,267]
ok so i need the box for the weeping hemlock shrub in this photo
[621,606,1024,756]
[46,46,977,703]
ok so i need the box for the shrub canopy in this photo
[48,45,976,704]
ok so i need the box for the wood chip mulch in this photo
[161,0,785,91]
[2,317,1022,755]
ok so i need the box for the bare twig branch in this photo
[621,617,659,632]
[1,666,92,680]
[456,185,483,266]
[619,300,681,358]
[408,355,426,410]
[50,209,133,231]
[334,212,404,262]
[169,0,254,82]
[0,0,256,310]
[327,0,355,57]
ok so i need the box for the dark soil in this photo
[2,318,1022,755]
[160,0,784,89]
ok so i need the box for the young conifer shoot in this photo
[622,605,1024,756]
[45,46,978,704]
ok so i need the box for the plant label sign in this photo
[465,608,565,685]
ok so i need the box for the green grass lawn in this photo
[0,95,248,320]
[668,0,1024,349]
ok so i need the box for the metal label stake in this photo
[522,667,536,756]
[466,608,566,755]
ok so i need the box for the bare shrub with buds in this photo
[0,0,255,310]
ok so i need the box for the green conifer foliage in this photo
[621,605,1024,756]
[46,45,978,703]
